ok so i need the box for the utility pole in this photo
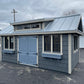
[11,9,18,22]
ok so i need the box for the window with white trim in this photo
[5,37,8,49]
[24,23,40,29]
[74,36,78,50]
[4,36,15,50]
[43,35,61,53]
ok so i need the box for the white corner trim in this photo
[42,35,44,53]
[68,34,72,74]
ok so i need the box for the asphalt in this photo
[0,49,84,84]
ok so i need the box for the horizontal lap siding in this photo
[2,37,17,63]
[38,34,68,73]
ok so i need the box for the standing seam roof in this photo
[0,14,82,35]
[44,14,81,32]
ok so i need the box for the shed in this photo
[0,14,83,74]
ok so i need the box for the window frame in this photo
[44,35,51,52]
[31,23,40,28]
[4,36,15,50]
[4,36,9,49]
[53,35,60,53]
[42,35,62,55]
[74,35,78,53]
[16,23,41,31]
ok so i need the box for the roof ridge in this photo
[54,14,80,19]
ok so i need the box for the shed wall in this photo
[38,34,68,73]
[71,35,79,71]
[1,34,79,73]
[2,36,17,63]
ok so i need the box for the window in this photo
[31,23,40,28]
[74,36,78,50]
[24,24,31,29]
[10,36,14,49]
[5,37,8,49]
[43,35,62,54]
[4,36,14,50]
[53,35,60,52]
[44,35,51,52]
[16,23,40,30]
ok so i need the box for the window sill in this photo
[42,53,62,59]
[2,50,15,54]
[42,52,63,55]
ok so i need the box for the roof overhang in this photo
[0,30,83,36]
[10,18,54,26]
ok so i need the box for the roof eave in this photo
[10,18,54,26]
[0,30,83,36]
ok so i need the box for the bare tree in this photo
[63,9,77,16]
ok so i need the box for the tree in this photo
[63,9,77,16]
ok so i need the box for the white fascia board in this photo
[10,19,54,26]
[0,30,83,36]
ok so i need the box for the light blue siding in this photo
[19,36,37,65]
[2,50,15,54]
[38,35,68,73]
[71,35,79,71]
[2,36,17,63]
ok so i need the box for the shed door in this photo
[19,36,38,65]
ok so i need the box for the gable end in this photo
[78,18,83,32]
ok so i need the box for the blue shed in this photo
[0,14,83,74]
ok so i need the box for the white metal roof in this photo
[0,25,14,34]
[12,14,82,35]
[44,14,81,32]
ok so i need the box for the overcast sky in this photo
[0,0,84,29]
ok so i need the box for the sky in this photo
[0,0,84,29]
